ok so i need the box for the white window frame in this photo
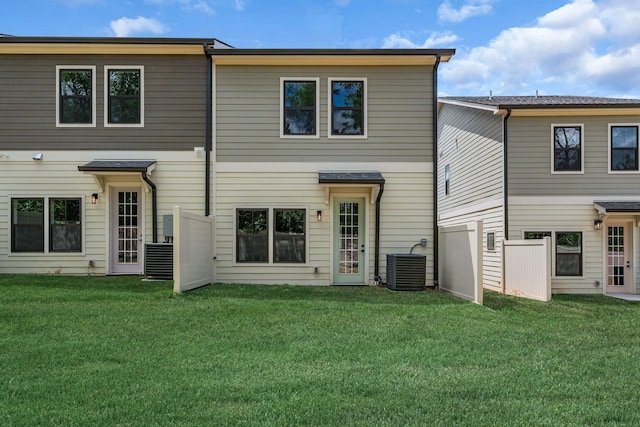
[522,230,584,278]
[104,65,145,128]
[328,77,367,139]
[280,77,320,139]
[608,123,640,174]
[444,164,450,195]
[550,124,584,175]
[56,65,96,128]
[8,195,86,256]
[233,206,310,265]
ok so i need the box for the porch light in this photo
[594,217,603,230]
[317,210,323,222]
[91,193,99,205]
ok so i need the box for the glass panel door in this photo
[111,187,142,274]
[607,223,630,293]
[333,198,365,284]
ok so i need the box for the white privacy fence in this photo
[438,221,483,304]
[172,206,215,293]
[501,237,551,302]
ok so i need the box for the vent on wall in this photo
[386,254,426,291]
[144,243,173,280]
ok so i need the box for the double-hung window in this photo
[236,208,306,263]
[56,66,96,126]
[105,66,144,126]
[329,78,366,137]
[11,197,82,253]
[524,231,582,277]
[552,125,583,173]
[609,124,639,172]
[281,78,319,137]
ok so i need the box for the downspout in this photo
[204,45,213,216]
[374,182,385,284]
[142,172,158,243]
[503,108,512,239]
[432,54,441,287]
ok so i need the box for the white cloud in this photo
[234,0,246,11]
[145,0,215,15]
[383,32,460,49]
[438,0,493,23]
[439,0,640,97]
[110,16,168,37]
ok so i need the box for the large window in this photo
[11,197,82,253]
[524,231,582,277]
[553,125,583,172]
[106,67,143,126]
[610,125,639,172]
[236,208,307,264]
[57,66,95,126]
[281,78,319,137]
[330,79,366,137]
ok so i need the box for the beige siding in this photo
[509,114,640,196]
[214,163,433,285]
[0,151,205,275]
[437,103,503,211]
[215,65,434,162]
[0,55,207,151]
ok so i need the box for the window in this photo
[487,232,495,251]
[56,66,96,126]
[236,208,307,264]
[281,78,319,137]
[553,125,583,172]
[105,66,143,126]
[444,164,450,195]
[610,125,639,172]
[524,231,582,277]
[11,197,82,253]
[330,79,366,137]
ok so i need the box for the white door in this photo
[333,198,365,284]
[110,187,142,274]
[607,222,631,293]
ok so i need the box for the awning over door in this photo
[594,201,640,214]
[78,160,156,193]
[318,171,385,204]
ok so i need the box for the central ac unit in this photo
[386,254,426,290]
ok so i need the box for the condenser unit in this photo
[386,254,426,291]
[144,243,173,280]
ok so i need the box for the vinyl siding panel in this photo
[0,55,207,151]
[437,103,503,212]
[509,115,640,196]
[215,65,434,162]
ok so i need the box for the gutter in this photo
[503,108,512,238]
[141,172,158,243]
[432,54,441,288]
[374,182,385,283]
[204,44,213,216]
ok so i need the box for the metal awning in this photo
[318,171,385,204]
[78,160,156,193]
[594,201,640,214]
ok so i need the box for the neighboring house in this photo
[438,95,640,295]
[0,36,231,275]
[0,36,455,287]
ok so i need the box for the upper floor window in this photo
[552,125,583,173]
[281,78,319,138]
[329,79,366,137]
[610,125,639,172]
[444,164,450,195]
[105,66,144,126]
[56,66,96,127]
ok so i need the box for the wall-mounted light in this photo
[316,210,323,222]
[32,153,43,161]
[594,216,604,230]
[91,193,99,205]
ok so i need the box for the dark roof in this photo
[318,171,385,184]
[78,160,156,172]
[0,36,219,45]
[440,95,640,109]
[594,201,640,213]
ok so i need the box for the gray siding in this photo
[437,103,503,211]
[0,55,207,151]
[509,115,640,196]
[215,65,434,162]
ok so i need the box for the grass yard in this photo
[1,275,640,426]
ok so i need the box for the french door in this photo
[607,222,631,293]
[333,198,365,284]
[110,187,142,274]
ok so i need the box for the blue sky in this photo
[2,0,640,98]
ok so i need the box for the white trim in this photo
[437,98,500,113]
[550,123,584,175]
[215,162,433,173]
[55,65,97,128]
[107,184,145,275]
[330,193,370,285]
[280,77,320,139]
[8,194,87,256]
[104,65,144,128]
[510,196,640,205]
[0,150,199,162]
[439,198,502,221]
[327,77,367,139]
[608,123,640,174]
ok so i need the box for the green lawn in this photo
[1,275,639,426]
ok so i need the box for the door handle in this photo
[627,261,631,268]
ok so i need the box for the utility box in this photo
[163,214,173,243]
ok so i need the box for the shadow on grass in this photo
[483,289,633,312]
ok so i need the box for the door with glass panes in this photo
[333,198,365,284]
[110,187,142,274]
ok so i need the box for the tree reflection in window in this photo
[553,126,581,172]
[60,69,92,124]
[611,126,638,171]
[108,69,141,124]
[332,81,364,135]
[274,209,305,263]
[283,81,316,135]
[237,209,268,262]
